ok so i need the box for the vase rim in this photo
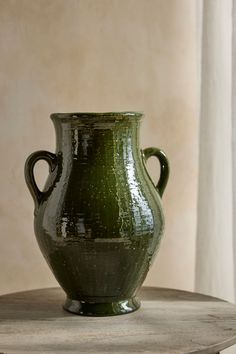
[50,111,143,121]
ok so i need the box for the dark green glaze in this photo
[24,112,169,316]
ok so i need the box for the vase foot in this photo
[63,296,140,316]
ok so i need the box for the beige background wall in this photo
[0,0,198,295]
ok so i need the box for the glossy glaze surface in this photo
[25,112,169,316]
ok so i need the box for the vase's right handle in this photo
[142,147,170,198]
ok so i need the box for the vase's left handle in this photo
[142,147,170,198]
[24,150,57,211]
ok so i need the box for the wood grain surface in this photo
[0,287,236,353]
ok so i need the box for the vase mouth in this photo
[50,111,143,122]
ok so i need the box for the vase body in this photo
[25,112,169,316]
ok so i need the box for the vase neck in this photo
[53,120,141,160]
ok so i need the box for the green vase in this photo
[24,112,169,316]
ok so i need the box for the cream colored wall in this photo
[0,0,198,295]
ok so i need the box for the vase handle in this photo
[24,150,57,210]
[142,147,169,198]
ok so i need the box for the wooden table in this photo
[1,287,236,353]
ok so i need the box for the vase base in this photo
[63,296,140,316]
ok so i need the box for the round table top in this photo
[1,287,236,354]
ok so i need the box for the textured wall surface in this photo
[0,0,198,294]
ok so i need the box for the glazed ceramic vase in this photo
[24,112,169,316]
